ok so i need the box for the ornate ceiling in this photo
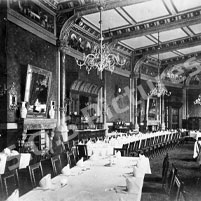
[43,0,201,87]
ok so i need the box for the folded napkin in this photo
[19,153,31,169]
[76,157,84,167]
[39,174,52,189]
[6,189,19,201]
[115,151,121,158]
[90,154,99,161]
[60,177,68,187]
[10,150,19,156]
[133,166,145,178]
[3,148,11,156]
[0,153,7,174]
[126,177,144,194]
[61,164,71,176]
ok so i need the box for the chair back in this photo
[51,155,62,177]
[67,152,76,168]
[162,153,169,185]
[166,163,177,194]
[28,162,43,188]
[169,175,183,201]
[0,169,19,200]
[76,145,88,160]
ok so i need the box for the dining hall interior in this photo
[1,0,201,200]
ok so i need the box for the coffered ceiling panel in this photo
[151,28,187,42]
[172,0,201,13]
[189,23,201,34]
[83,9,129,31]
[177,45,201,55]
[121,36,156,49]
[123,0,169,23]
[151,52,178,60]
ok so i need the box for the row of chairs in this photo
[0,151,76,201]
[142,153,186,201]
[114,132,182,158]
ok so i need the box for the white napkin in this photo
[3,148,11,156]
[39,174,52,189]
[133,166,145,178]
[10,150,19,156]
[126,177,144,194]
[76,157,84,167]
[115,151,121,158]
[90,154,99,161]
[61,164,71,176]
[19,153,31,169]
[6,189,19,201]
[60,177,68,187]
[0,153,7,174]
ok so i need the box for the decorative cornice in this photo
[134,34,201,56]
[103,9,201,42]
[162,51,201,65]
[7,8,57,45]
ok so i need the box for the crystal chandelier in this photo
[194,94,201,105]
[148,32,171,97]
[76,5,125,74]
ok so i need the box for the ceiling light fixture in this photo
[76,4,125,74]
[148,32,171,97]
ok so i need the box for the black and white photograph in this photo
[0,0,201,200]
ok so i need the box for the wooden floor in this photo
[141,140,201,201]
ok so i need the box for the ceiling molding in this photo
[103,9,201,42]
[134,34,201,56]
[58,0,152,15]
[162,51,201,66]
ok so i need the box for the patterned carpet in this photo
[141,140,201,201]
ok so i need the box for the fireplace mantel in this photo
[21,118,57,131]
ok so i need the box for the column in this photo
[134,75,139,131]
[161,95,166,130]
[130,74,135,124]
[55,50,68,142]
[103,70,108,133]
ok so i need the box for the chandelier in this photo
[148,32,171,97]
[76,5,125,74]
[194,94,201,105]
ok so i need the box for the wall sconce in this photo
[115,85,122,97]
[0,83,7,96]
[8,82,18,110]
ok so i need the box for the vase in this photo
[49,105,55,119]
[20,101,27,118]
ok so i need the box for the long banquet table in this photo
[19,156,151,201]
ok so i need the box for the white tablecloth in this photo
[19,157,151,201]
[189,131,201,140]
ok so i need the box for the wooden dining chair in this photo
[51,155,62,177]
[0,169,19,200]
[28,162,44,188]
[67,151,76,168]
[143,153,170,193]
[169,175,184,201]
[76,144,89,161]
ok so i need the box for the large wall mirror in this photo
[24,64,52,118]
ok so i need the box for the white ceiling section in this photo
[172,0,201,12]
[151,52,178,60]
[83,9,129,31]
[151,28,187,42]
[74,0,201,67]
[121,36,156,49]
[123,0,169,23]
[189,24,201,34]
[177,45,201,55]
